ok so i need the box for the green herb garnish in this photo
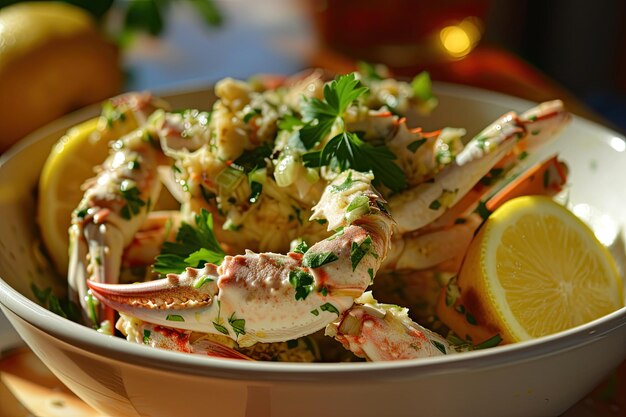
[120,180,146,220]
[228,313,246,336]
[166,314,185,322]
[154,209,225,274]
[350,235,373,271]
[303,131,406,192]
[302,251,338,269]
[320,302,340,316]
[289,269,315,301]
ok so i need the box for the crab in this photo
[65,69,571,361]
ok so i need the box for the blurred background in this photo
[0,0,625,153]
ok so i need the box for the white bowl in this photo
[0,84,625,417]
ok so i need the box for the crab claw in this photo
[87,263,220,333]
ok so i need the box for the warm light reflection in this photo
[439,17,482,59]
[572,203,619,246]
[608,136,626,152]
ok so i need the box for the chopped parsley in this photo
[303,131,406,192]
[431,340,447,355]
[166,314,185,322]
[213,321,229,335]
[31,283,81,323]
[350,235,373,271]
[473,333,503,349]
[475,200,492,221]
[228,313,246,336]
[411,71,435,102]
[278,114,304,131]
[153,209,226,274]
[320,302,340,316]
[143,329,151,344]
[293,240,310,255]
[289,269,315,301]
[298,73,406,192]
[120,180,146,220]
[302,251,338,269]
[407,138,427,153]
[429,199,442,210]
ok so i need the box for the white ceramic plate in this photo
[0,83,625,417]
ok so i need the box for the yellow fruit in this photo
[436,196,624,346]
[37,118,110,275]
[0,2,121,152]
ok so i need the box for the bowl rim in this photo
[1,81,625,382]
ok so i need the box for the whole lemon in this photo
[0,2,122,152]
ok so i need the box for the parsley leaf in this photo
[153,209,226,274]
[302,251,338,268]
[120,180,146,220]
[299,73,367,149]
[228,313,246,336]
[289,269,315,301]
[350,235,373,271]
[303,131,406,192]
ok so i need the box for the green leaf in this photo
[293,240,310,255]
[330,171,354,192]
[302,251,338,269]
[407,138,427,153]
[304,131,406,192]
[431,340,448,355]
[185,248,226,267]
[119,180,146,220]
[278,114,305,132]
[228,313,246,336]
[299,118,336,149]
[299,73,367,149]
[31,283,51,305]
[143,329,151,344]
[320,303,340,316]
[411,71,434,101]
[193,275,215,289]
[346,195,370,213]
[154,209,226,274]
[188,0,223,26]
[248,181,263,204]
[475,200,492,221]
[357,61,384,81]
[242,108,261,123]
[233,144,272,172]
[213,321,229,335]
[350,235,373,271]
[124,0,164,36]
[473,334,503,350]
[166,314,185,322]
[288,269,315,301]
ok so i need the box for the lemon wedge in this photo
[37,118,111,275]
[0,2,121,151]
[437,196,624,345]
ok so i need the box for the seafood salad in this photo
[38,67,577,362]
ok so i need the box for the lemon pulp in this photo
[437,196,624,344]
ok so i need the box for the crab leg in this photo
[388,100,570,234]
[68,96,170,327]
[88,170,395,346]
[326,292,457,361]
[117,315,254,360]
[382,155,569,272]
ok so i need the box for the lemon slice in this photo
[437,196,624,345]
[37,118,111,275]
